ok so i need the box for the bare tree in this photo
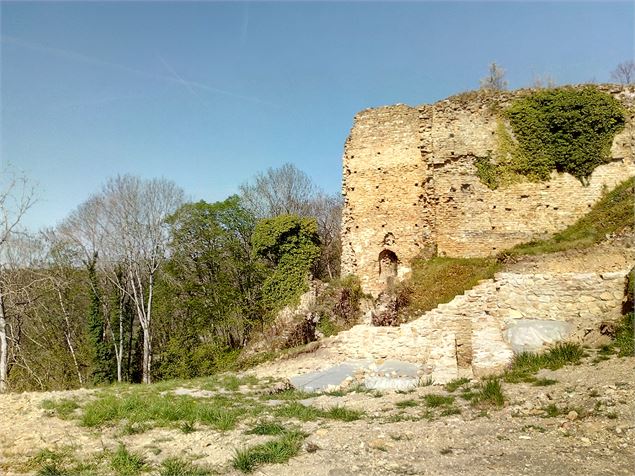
[0,166,36,392]
[239,163,318,219]
[239,163,342,280]
[611,60,635,85]
[480,62,508,91]
[532,74,556,89]
[100,176,184,384]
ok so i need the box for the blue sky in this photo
[1,1,633,230]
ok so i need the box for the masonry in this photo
[341,85,635,296]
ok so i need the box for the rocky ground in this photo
[0,348,633,475]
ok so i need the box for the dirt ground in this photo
[1,349,633,475]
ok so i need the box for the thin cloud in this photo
[1,35,278,107]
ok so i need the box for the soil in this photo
[1,351,633,475]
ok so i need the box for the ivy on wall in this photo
[252,215,321,312]
[477,86,627,189]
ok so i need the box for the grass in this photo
[80,392,241,432]
[400,256,501,318]
[444,377,471,393]
[41,399,80,419]
[500,177,634,258]
[472,379,505,407]
[423,394,455,408]
[232,431,306,473]
[322,406,364,422]
[503,342,584,383]
[110,444,145,476]
[395,399,419,409]
[159,458,215,476]
[273,402,322,421]
[440,406,461,416]
[532,378,558,387]
[246,422,288,436]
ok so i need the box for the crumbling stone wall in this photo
[342,86,635,295]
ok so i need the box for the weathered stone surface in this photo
[341,86,635,296]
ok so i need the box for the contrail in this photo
[1,35,278,107]
[157,54,200,98]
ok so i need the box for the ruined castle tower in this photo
[341,86,635,296]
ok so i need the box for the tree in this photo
[0,166,36,393]
[239,163,318,219]
[239,163,342,280]
[480,62,508,91]
[100,176,184,384]
[611,60,635,85]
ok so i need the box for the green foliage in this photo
[87,257,115,384]
[110,444,146,476]
[395,399,418,409]
[322,406,364,421]
[80,392,240,432]
[480,86,626,188]
[400,256,500,319]
[472,378,505,407]
[314,275,365,337]
[506,86,626,181]
[503,342,584,383]
[246,421,289,436]
[444,377,471,393]
[501,178,634,258]
[231,431,306,473]
[41,399,80,419]
[423,394,455,408]
[252,215,321,311]
[159,458,214,476]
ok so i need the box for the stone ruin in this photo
[340,85,635,297]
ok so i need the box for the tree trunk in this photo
[0,284,8,393]
[142,271,154,384]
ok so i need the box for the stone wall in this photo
[341,85,635,296]
[325,269,628,383]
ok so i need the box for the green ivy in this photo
[252,215,321,312]
[477,86,627,188]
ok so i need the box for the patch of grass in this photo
[613,312,634,357]
[423,394,455,408]
[501,177,634,258]
[232,431,306,473]
[323,406,364,422]
[444,377,471,393]
[159,457,215,476]
[472,378,505,407]
[400,256,501,319]
[396,399,418,409]
[246,422,288,436]
[260,388,314,401]
[533,378,558,387]
[41,399,80,419]
[273,402,321,422]
[80,392,240,432]
[503,343,584,383]
[607,411,618,420]
[110,444,145,476]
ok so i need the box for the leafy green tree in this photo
[155,196,265,378]
[252,215,320,312]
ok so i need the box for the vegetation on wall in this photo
[477,86,627,188]
[252,215,321,313]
